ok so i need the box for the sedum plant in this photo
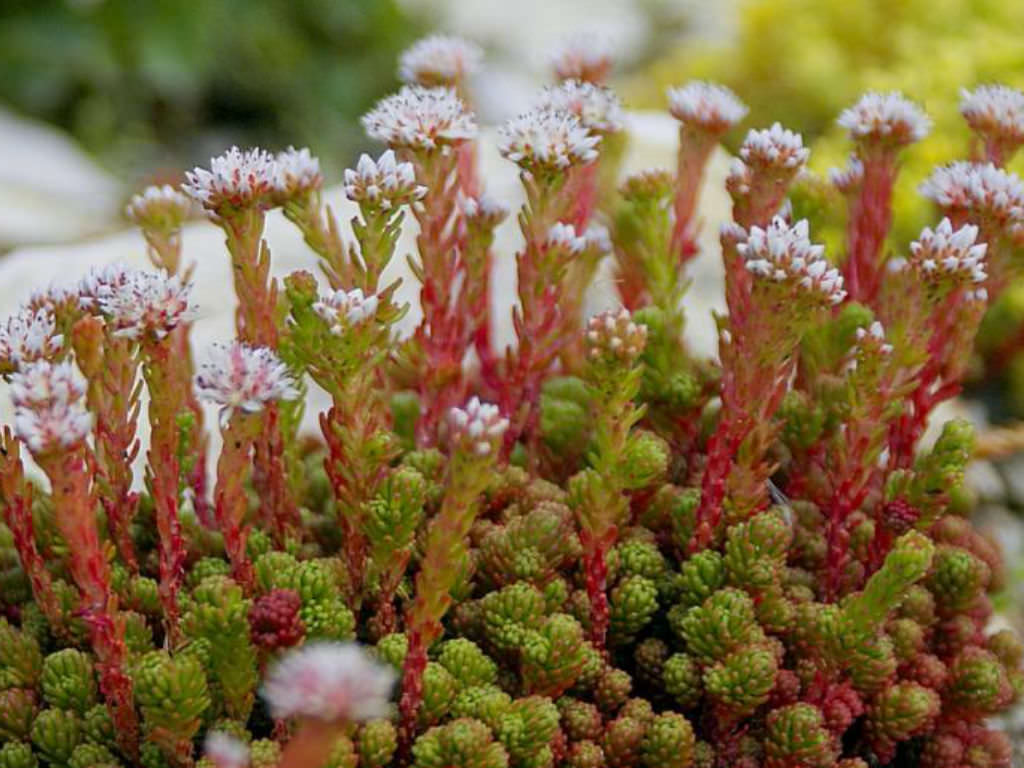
[1,33,1022,768]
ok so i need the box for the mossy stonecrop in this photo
[0,32,1022,768]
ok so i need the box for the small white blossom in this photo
[534,80,624,134]
[274,147,322,197]
[585,307,647,364]
[10,360,93,454]
[920,162,1024,228]
[125,185,193,231]
[362,86,477,150]
[583,223,612,254]
[551,33,615,83]
[837,91,931,146]
[448,396,508,457]
[829,155,865,194]
[0,307,63,370]
[460,193,509,229]
[183,146,279,211]
[203,732,250,768]
[195,342,299,416]
[739,123,809,172]
[84,266,194,341]
[739,217,846,305]
[545,222,587,255]
[908,218,988,287]
[666,81,747,134]
[261,642,396,723]
[960,85,1024,145]
[846,321,893,372]
[399,34,483,86]
[344,150,426,210]
[313,289,380,335]
[497,108,600,171]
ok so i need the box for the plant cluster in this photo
[1,34,1022,768]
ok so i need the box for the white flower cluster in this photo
[261,642,396,723]
[399,34,483,86]
[846,321,893,372]
[545,222,587,255]
[125,184,193,231]
[585,307,648,364]
[184,146,279,210]
[739,123,809,172]
[195,342,299,416]
[497,109,599,171]
[343,150,426,210]
[908,218,988,299]
[740,218,846,305]
[960,85,1024,145]
[448,396,509,457]
[10,360,93,454]
[81,265,194,341]
[362,86,478,151]
[312,288,380,335]
[920,161,1024,228]
[459,193,510,229]
[666,81,748,134]
[203,732,250,768]
[0,307,63,370]
[551,33,615,83]
[828,155,865,195]
[274,146,322,197]
[837,91,931,146]
[534,80,624,134]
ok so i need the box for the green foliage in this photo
[41,649,97,714]
[412,719,509,768]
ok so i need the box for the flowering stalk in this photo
[495,107,600,455]
[692,219,845,551]
[196,342,299,594]
[569,310,648,649]
[71,315,141,571]
[127,185,211,526]
[836,92,931,304]
[362,85,479,444]
[667,82,747,262]
[10,361,139,759]
[399,399,507,747]
[461,194,509,380]
[286,274,404,605]
[186,147,301,545]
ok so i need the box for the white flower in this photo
[343,150,426,210]
[960,85,1024,145]
[545,222,587,255]
[920,161,1024,227]
[459,193,509,229]
[125,185,193,231]
[183,146,279,210]
[313,289,380,335]
[203,732,250,768]
[497,108,600,171]
[738,217,846,305]
[10,360,93,454]
[195,342,299,416]
[739,123,809,172]
[585,307,647,363]
[908,218,988,287]
[583,223,612,254]
[837,91,931,146]
[0,307,63,370]
[261,642,396,722]
[855,321,894,355]
[533,80,624,134]
[398,34,483,86]
[83,266,194,341]
[448,396,508,457]
[362,86,477,150]
[551,33,615,83]
[828,155,865,194]
[666,81,747,134]
[274,147,322,197]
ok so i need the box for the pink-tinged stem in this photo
[672,128,717,264]
[214,415,259,594]
[689,417,747,553]
[398,628,430,752]
[0,430,63,634]
[580,529,612,650]
[38,447,139,760]
[844,152,897,305]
